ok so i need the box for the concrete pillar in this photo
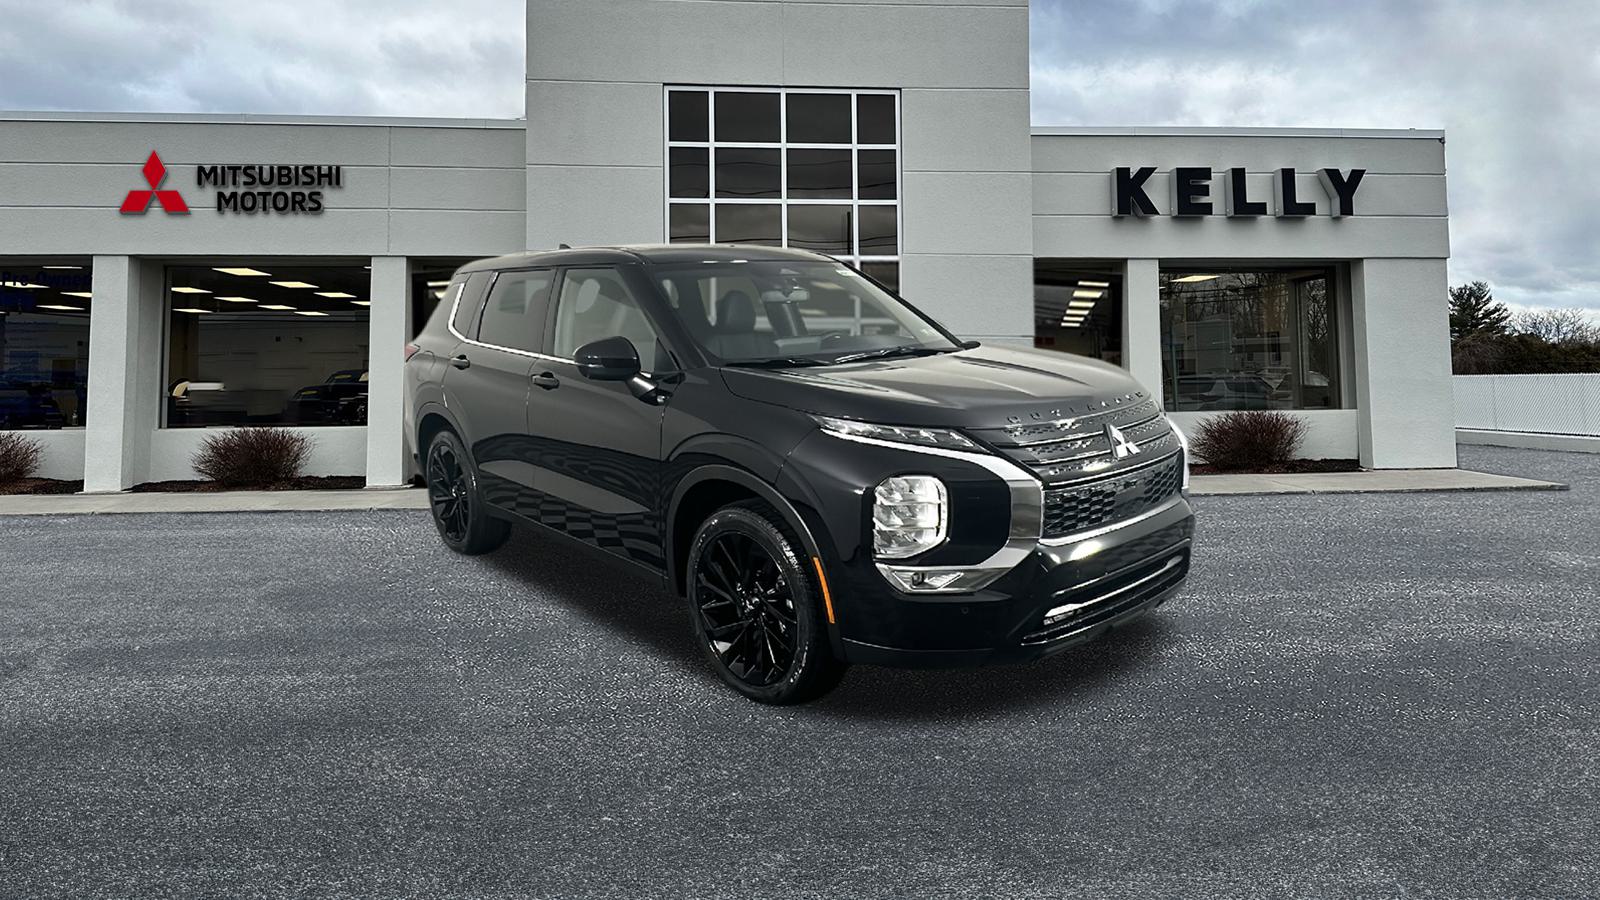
[366,257,413,487]
[83,256,162,492]
[1350,258,1457,469]
[1121,258,1164,406]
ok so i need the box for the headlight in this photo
[1167,415,1192,491]
[812,415,976,450]
[872,475,948,559]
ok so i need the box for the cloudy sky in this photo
[0,0,1594,313]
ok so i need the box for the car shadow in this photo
[482,526,1171,720]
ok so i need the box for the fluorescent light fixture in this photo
[426,280,450,288]
[218,296,256,304]
[294,310,330,317]
[213,267,271,277]
[270,281,319,289]
[1072,289,1104,299]
[259,304,295,311]
[351,300,372,306]
[173,307,212,314]
[1068,299,1097,309]
[171,286,211,294]
[315,292,356,299]
[38,304,84,311]
[1,281,46,289]
[1172,274,1220,283]
[187,382,226,391]
[1077,280,1110,288]
[62,292,92,299]
[42,266,83,270]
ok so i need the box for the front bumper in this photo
[831,495,1195,668]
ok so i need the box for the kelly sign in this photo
[1112,166,1366,218]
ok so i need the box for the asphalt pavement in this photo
[1,445,1596,898]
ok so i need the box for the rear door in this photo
[441,268,556,494]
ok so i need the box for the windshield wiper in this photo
[830,345,953,364]
[724,357,831,369]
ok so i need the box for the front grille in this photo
[968,393,1177,487]
[1040,452,1184,539]
[1020,548,1189,646]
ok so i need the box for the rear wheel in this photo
[425,430,509,555]
[686,500,847,704]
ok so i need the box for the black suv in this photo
[406,246,1195,703]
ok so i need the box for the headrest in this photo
[716,291,756,332]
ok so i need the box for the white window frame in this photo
[663,86,901,269]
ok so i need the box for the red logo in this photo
[120,151,189,214]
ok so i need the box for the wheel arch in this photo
[666,465,829,603]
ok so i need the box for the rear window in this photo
[450,271,493,337]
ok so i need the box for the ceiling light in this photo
[426,280,450,288]
[1068,299,1097,309]
[294,310,330,317]
[1172,274,1220,283]
[315,292,356,299]
[62,292,92,299]
[171,286,212,294]
[1078,280,1110,288]
[270,281,319,289]
[1,281,46,289]
[259,304,295,311]
[38,304,84,311]
[218,296,256,303]
[1072,289,1104,299]
[42,266,83,270]
[351,300,371,306]
[213,267,271,277]
[174,307,212,314]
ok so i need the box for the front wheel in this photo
[686,500,847,704]
[425,430,509,555]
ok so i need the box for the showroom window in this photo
[665,87,901,291]
[1160,268,1341,411]
[1034,263,1123,366]
[163,264,371,427]
[0,260,92,429]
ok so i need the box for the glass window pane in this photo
[669,204,710,243]
[858,205,898,255]
[857,94,895,145]
[786,205,854,255]
[858,150,896,200]
[714,147,780,199]
[163,264,371,427]
[0,262,92,429]
[787,148,852,199]
[667,90,708,142]
[477,269,555,353]
[1032,264,1123,366]
[714,91,779,143]
[669,147,709,199]
[552,268,663,371]
[860,262,899,294]
[714,204,782,245]
[1158,269,1340,411]
[786,93,851,143]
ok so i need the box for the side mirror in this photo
[574,336,642,381]
[960,339,982,350]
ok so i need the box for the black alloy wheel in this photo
[687,501,847,704]
[425,430,509,555]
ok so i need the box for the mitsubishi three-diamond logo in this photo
[119,151,190,214]
[1105,423,1141,460]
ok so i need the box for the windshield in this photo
[651,260,960,366]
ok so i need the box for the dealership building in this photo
[0,0,1456,492]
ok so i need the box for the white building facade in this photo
[0,0,1454,492]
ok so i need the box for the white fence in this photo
[1454,374,1600,436]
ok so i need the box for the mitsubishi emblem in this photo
[1105,423,1141,460]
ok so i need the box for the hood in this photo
[718,345,1149,430]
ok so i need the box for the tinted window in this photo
[477,269,554,353]
[552,268,664,372]
[714,92,779,143]
[450,271,492,337]
[669,204,710,243]
[0,261,92,429]
[714,147,780,198]
[714,205,782,245]
[786,93,851,143]
[668,147,709,199]
[667,90,708,142]
[858,150,897,200]
[787,205,853,254]
[787,149,852,199]
[856,94,896,144]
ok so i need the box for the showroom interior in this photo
[0,0,1456,491]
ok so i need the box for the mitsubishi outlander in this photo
[405,246,1195,703]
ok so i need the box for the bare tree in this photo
[1512,308,1600,345]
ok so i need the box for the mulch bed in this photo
[1192,458,1362,476]
[130,476,367,493]
[0,478,85,496]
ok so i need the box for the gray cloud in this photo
[1031,0,1600,314]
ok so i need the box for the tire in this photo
[424,430,510,555]
[685,500,848,704]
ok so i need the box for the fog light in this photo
[873,475,947,559]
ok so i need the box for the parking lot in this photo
[1,445,1596,898]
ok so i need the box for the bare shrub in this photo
[0,433,45,483]
[191,428,311,488]
[1190,411,1307,472]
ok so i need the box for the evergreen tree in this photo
[1449,281,1510,341]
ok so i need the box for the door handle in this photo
[450,354,470,370]
[532,371,560,390]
